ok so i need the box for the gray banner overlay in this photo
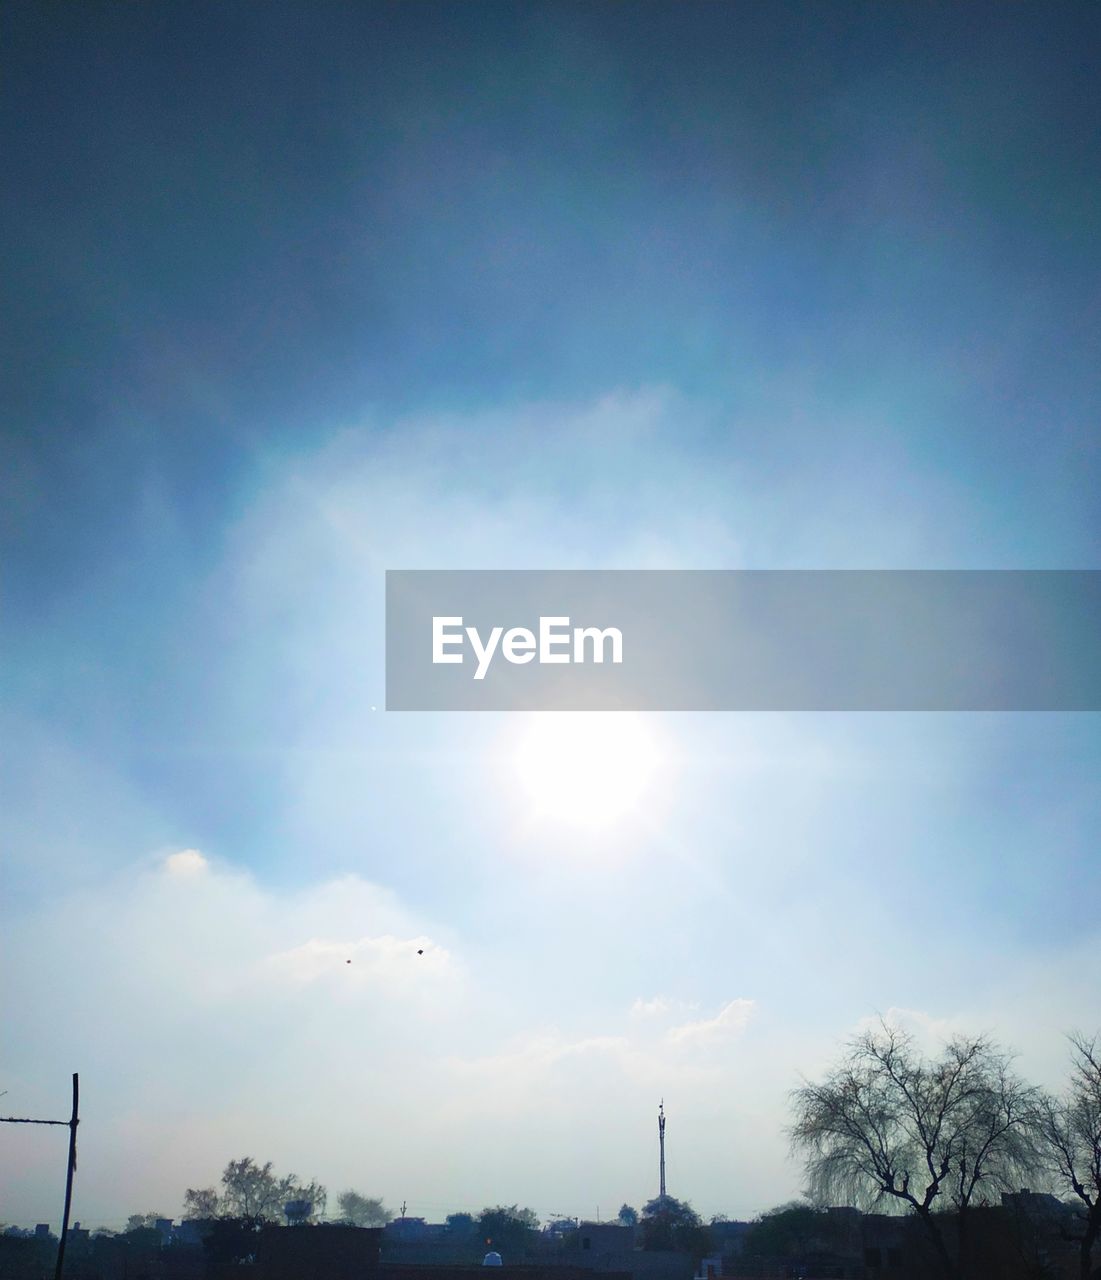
[385,570,1101,711]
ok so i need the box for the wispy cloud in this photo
[853,1006,973,1051]
[667,998,756,1046]
[266,934,451,985]
[631,995,674,1019]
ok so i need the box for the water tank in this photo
[284,1200,312,1226]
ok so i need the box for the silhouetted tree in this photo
[545,1218,578,1243]
[119,1226,162,1252]
[124,1213,166,1233]
[790,1021,1040,1280]
[182,1157,327,1227]
[182,1186,220,1219]
[476,1205,539,1258]
[445,1213,477,1237]
[640,1196,711,1256]
[200,1218,261,1270]
[1038,1032,1101,1280]
[743,1201,822,1260]
[617,1204,639,1227]
[336,1191,391,1227]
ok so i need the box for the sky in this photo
[2,0,1100,1233]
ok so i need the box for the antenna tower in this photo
[658,1099,666,1198]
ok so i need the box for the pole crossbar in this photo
[0,1074,79,1280]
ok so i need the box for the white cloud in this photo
[164,848,209,876]
[631,995,673,1019]
[450,1031,631,1079]
[667,998,756,1046]
[0,851,468,1225]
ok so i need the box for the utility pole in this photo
[55,1076,79,1280]
[658,1099,666,1199]
[0,1073,80,1280]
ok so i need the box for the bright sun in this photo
[511,713,664,828]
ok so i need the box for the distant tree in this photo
[476,1205,539,1257]
[789,1021,1040,1280]
[640,1196,711,1256]
[1038,1032,1101,1280]
[336,1191,392,1227]
[743,1202,822,1259]
[124,1213,166,1233]
[120,1226,162,1250]
[199,1218,261,1269]
[182,1157,326,1227]
[617,1204,639,1227]
[545,1218,578,1242]
[445,1212,477,1237]
[182,1186,221,1220]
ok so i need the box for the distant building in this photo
[173,1219,209,1246]
[860,1214,907,1275]
[692,1254,721,1280]
[708,1220,750,1258]
[574,1224,636,1254]
[385,1217,446,1244]
[1001,1188,1072,1219]
[258,1223,383,1280]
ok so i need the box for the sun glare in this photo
[511,713,664,828]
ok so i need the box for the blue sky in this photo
[2,0,1100,1231]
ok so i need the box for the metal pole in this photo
[655,1100,665,1198]
[53,1074,79,1280]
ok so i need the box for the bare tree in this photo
[1038,1032,1101,1280]
[182,1157,326,1226]
[789,1020,1040,1280]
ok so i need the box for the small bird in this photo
[417,949,424,955]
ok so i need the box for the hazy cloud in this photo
[266,934,451,986]
[631,996,674,1019]
[667,999,757,1046]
